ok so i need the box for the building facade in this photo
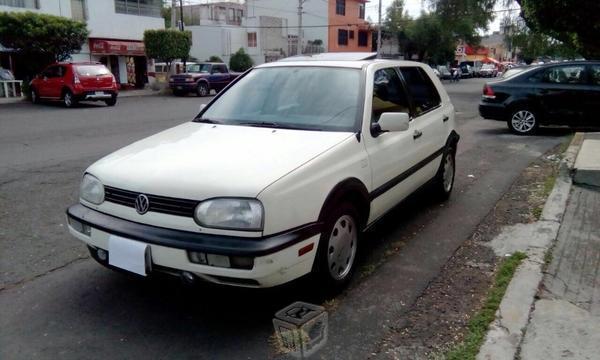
[0,0,165,88]
[328,0,371,52]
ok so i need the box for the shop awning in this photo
[89,39,145,56]
[482,57,500,64]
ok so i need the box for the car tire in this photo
[62,89,77,108]
[105,95,117,106]
[314,202,360,291]
[433,146,456,200]
[196,83,209,97]
[508,107,539,135]
[31,88,39,104]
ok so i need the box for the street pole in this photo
[171,0,177,29]
[179,0,185,31]
[377,0,382,57]
[298,0,305,55]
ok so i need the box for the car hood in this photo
[87,122,354,200]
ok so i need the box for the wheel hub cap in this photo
[511,110,535,132]
[327,215,357,281]
[443,153,454,192]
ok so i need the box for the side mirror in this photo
[198,103,207,113]
[371,112,410,136]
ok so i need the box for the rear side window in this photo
[212,65,228,73]
[371,68,411,123]
[530,65,587,85]
[75,65,110,77]
[399,67,441,116]
[590,65,600,86]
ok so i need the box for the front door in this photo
[363,67,418,222]
[584,64,600,126]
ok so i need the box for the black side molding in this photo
[67,204,323,257]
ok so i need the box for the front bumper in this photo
[66,204,322,288]
[169,82,196,91]
[479,101,507,121]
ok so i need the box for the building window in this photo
[0,0,39,8]
[336,0,345,16]
[114,0,162,18]
[248,32,257,47]
[71,0,87,21]
[359,3,365,19]
[358,31,369,47]
[349,30,355,39]
[338,29,348,46]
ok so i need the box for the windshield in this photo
[75,65,110,76]
[187,64,211,73]
[482,64,495,69]
[197,67,362,132]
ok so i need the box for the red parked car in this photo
[30,62,118,107]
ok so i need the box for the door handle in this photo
[413,130,423,139]
[443,115,449,122]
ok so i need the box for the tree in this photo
[144,29,192,71]
[229,48,253,72]
[385,0,407,35]
[427,0,497,45]
[0,11,88,76]
[207,55,224,63]
[517,0,600,59]
[405,12,455,64]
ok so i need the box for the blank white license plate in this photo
[108,235,151,276]
[95,91,105,96]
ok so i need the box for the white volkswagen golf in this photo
[67,53,459,289]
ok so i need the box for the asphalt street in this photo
[0,80,568,359]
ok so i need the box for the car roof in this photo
[257,53,428,69]
[55,62,104,66]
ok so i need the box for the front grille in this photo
[104,186,199,217]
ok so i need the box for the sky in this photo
[365,0,521,35]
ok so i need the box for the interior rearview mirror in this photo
[372,112,410,136]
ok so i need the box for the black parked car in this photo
[479,61,600,135]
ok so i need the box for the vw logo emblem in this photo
[135,194,150,215]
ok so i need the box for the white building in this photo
[181,0,328,66]
[0,0,165,87]
[245,0,328,64]
[182,2,247,65]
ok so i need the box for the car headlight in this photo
[80,174,105,205]
[194,198,263,231]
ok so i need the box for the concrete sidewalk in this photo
[478,132,600,360]
[0,87,164,105]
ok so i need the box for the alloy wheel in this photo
[511,110,536,133]
[327,214,358,281]
[64,92,73,107]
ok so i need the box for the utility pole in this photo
[377,0,382,57]
[179,0,185,31]
[298,0,307,55]
[171,0,177,29]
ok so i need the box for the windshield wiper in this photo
[239,121,321,131]
[194,118,220,124]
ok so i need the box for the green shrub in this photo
[229,48,253,72]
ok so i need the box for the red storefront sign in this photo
[89,38,145,56]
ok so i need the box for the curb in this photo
[477,133,584,360]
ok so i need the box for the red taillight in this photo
[73,72,81,85]
[483,84,496,99]
[111,74,117,85]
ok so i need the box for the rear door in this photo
[398,66,448,179]
[47,66,67,98]
[38,66,59,97]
